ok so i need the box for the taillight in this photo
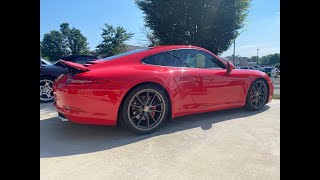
[66,76,109,84]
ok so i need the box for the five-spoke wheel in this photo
[40,78,54,103]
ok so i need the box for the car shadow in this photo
[40,105,270,158]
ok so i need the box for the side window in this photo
[170,49,225,69]
[142,52,185,67]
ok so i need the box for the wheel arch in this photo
[117,81,173,125]
[246,77,270,101]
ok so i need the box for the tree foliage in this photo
[60,23,90,55]
[250,56,258,62]
[40,23,90,61]
[95,24,134,57]
[141,28,160,47]
[145,31,160,47]
[268,53,280,65]
[259,53,280,65]
[40,30,68,61]
[136,0,251,55]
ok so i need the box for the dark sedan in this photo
[56,55,98,65]
[40,55,99,103]
[40,58,68,103]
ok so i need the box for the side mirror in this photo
[227,62,235,73]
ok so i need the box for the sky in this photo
[40,0,280,58]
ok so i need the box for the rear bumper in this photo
[54,102,117,125]
[53,85,123,126]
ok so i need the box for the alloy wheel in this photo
[127,89,166,131]
[40,79,54,102]
[249,81,267,109]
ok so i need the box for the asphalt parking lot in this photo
[40,100,280,180]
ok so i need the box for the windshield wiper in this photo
[166,52,190,67]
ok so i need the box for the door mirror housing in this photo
[226,62,235,73]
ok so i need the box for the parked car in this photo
[253,65,261,70]
[40,58,68,103]
[40,55,99,103]
[53,45,274,134]
[240,66,248,69]
[262,67,279,76]
[56,55,98,65]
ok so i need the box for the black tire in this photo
[245,79,268,111]
[40,76,55,103]
[121,84,169,134]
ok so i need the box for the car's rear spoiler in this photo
[58,60,89,74]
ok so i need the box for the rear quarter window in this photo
[141,52,185,67]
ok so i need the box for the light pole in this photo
[233,39,236,66]
[257,49,259,65]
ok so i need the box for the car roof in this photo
[61,55,98,61]
[148,45,212,52]
[151,45,198,49]
[41,58,52,65]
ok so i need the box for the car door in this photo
[171,49,246,108]
[141,51,198,114]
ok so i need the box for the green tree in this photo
[268,53,280,65]
[60,23,90,55]
[40,23,90,61]
[259,53,280,66]
[40,30,68,61]
[259,56,269,65]
[250,56,258,62]
[136,0,251,55]
[145,31,159,47]
[141,28,160,47]
[95,24,134,57]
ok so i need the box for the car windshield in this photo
[101,48,150,61]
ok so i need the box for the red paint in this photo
[58,60,89,71]
[53,45,274,125]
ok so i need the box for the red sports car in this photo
[53,45,274,134]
